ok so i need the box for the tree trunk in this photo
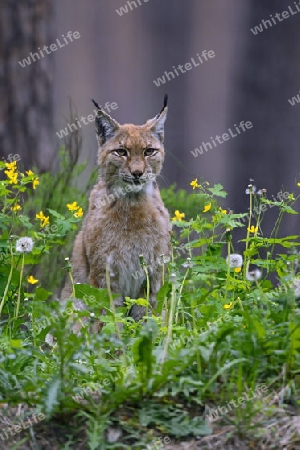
[0,0,54,171]
[228,0,300,235]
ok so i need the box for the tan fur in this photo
[61,98,171,320]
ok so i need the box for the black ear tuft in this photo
[91,98,119,144]
[163,94,168,109]
[158,94,168,115]
[151,95,168,142]
[91,98,100,109]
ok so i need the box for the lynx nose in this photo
[131,170,143,179]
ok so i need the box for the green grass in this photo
[0,155,300,449]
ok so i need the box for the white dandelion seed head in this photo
[75,359,85,365]
[158,254,170,265]
[182,257,194,269]
[245,186,255,195]
[292,277,300,297]
[246,268,262,282]
[226,254,243,268]
[15,237,34,253]
[170,272,177,283]
[45,333,55,347]
[246,179,264,196]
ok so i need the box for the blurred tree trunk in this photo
[139,2,192,185]
[0,0,54,171]
[228,0,300,235]
[186,1,247,187]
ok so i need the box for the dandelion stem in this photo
[244,189,253,279]
[15,253,25,318]
[175,267,189,324]
[106,264,120,338]
[225,238,231,304]
[68,270,76,299]
[161,279,176,366]
[236,296,244,311]
[142,263,150,317]
[191,294,201,378]
[0,243,14,316]
[105,264,128,372]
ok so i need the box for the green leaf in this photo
[252,320,266,339]
[47,208,66,220]
[34,287,52,301]
[44,378,61,417]
[10,340,22,349]
[203,358,247,394]
[156,281,172,302]
[281,205,298,214]
[207,183,227,198]
[74,284,111,309]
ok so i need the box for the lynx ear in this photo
[91,99,119,144]
[147,94,168,142]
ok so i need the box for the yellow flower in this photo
[5,161,17,171]
[4,170,18,184]
[67,202,83,217]
[74,207,83,218]
[26,170,34,176]
[190,178,201,190]
[223,302,233,310]
[36,211,46,221]
[28,275,39,285]
[41,216,49,228]
[172,210,185,221]
[36,211,49,228]
[247,225,258,233]
[234,267,242,273]
[297,182,300,187]
[219,208,227,214]
[203,203,212,213]
[67,201,79,211]
[11,204,21,211]
[32,178,39,189]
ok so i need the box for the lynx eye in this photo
[113,149,128,157]
[144,148,157,157]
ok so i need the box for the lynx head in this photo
[91,96,168,192]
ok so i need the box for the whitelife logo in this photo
[18,31,81,68]
[55,101,118,139]
[153,50,215,87]
[191,120,253,157]
[206,384,269,422]
[116,0,150,16]
[250,2,300,35]
[288,90,300,106]
[0,413,45,441]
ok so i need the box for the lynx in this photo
[61,96,171,320]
